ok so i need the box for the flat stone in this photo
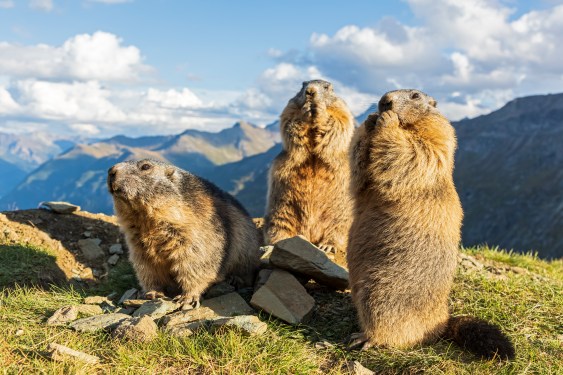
[109,243,124,255]
[47,343,99,364]
[118,288,139,305]
[77,239,104,261]
[47,306,78,326]
[112,316,158,342]
[123,299,149,308]
[270,236,349,290]
[250,269,315,325]
[116,307,137,315]
[84,295,111,305]
[166,320,209,338]
[69,313,130,332]
[160,306,218,327]
[344,360,375,375]
[107,254,120,266]
[76,304,104,317]
[254,268,272,292]
[132,299,179,319]
[39,201,80,214]
[211,315,267,336]
[201,292,254,317]
[204,282,235,299]
[259,245,274,267]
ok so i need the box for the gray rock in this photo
[132,299,179,319]
[69,313,130,332]
[39,201,80,214]
[259,245,274,267]
[254,268,273,292]
[344,360,375,375]
[76,304,104,317]
[109,243,124,255]
[118,288,139,305]
[166,320,209,338]
[211,315,267,336]
[47,343,99,364]
[112,316,158,342]
[46,306,78,326]
[107,254,120,266]
[270,236,349,290]
[201,292,254,317]
[77,239,104,261]
[116,307,137,315]
[83,231,92,238]
[123,299,149,308]
[204,282,235,299]
[160,306,218,327]
[250,269,315,325]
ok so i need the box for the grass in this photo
[0,243,562,374]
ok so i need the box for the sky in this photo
[0,0,562,138]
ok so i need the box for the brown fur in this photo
[347,89,514,359]
[264,80,355,265]
[108,159,260,305]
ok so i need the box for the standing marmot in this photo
[264,80,355,265]
[108,159,261,306]
[347,89,515,359]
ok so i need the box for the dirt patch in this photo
[1,209,123,285]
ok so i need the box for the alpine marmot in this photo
[347,89,515,360]
[108,159,261,307]
[264,80,355,265]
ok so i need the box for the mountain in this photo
[0,159,26,199]
[0,121,279,214]
[453,93,563,259]
[0,131,79,171]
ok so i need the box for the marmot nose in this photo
[306,88,316,97]
[379,95,393,112]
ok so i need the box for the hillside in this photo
[454,93,563,258]
[0,208,561,373]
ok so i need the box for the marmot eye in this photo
[140,163,152,171]
[411,92,420,99]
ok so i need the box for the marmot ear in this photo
[165,166,176,179]
[430,99,437,108]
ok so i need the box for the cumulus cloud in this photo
[0,31,148,82]
[265,0,563,120]
[0,86,20,114]
[29,0,52,12]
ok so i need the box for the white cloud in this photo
[69,123,100,135]
[145,88,203,109]
[0,31,148,82]
[0,1,14,9]
[0,86,19,114]
[29,0,53,12]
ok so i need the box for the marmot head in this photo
[290,80,338,118]
[378,89,439,127]
[108,159,181,205]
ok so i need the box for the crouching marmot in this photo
[108,159,261,306]
[264,80,355,265]
[347,89,515,360]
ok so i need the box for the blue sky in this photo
[0,0,562,137]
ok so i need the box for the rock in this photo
[15,328,24,336]
[459,253,485,271]
[116,307,137,315]
[69,313,130,332]
[160,306,218,328]
[166,320,209,338]
[250,269,315,325]
[109,243,124,255]
[46,306,78,326]
[39,201,80,214]
[83,231,92,238]
[118,288,139,305]
[270,236,349,290]
[211,315,267,336]
[201,292,254,317]
[204,282,236,299]
[259,245,274,267]
[254,268,273,292]
[314,340,334,349]
[132,299,179,319]
[343,360,375,375]
[112,316,158,342]
[76,304,104,317]
[77,239,104,261]
[107,254,120,266]
[123,299,149,308]
[47,343,99,364]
